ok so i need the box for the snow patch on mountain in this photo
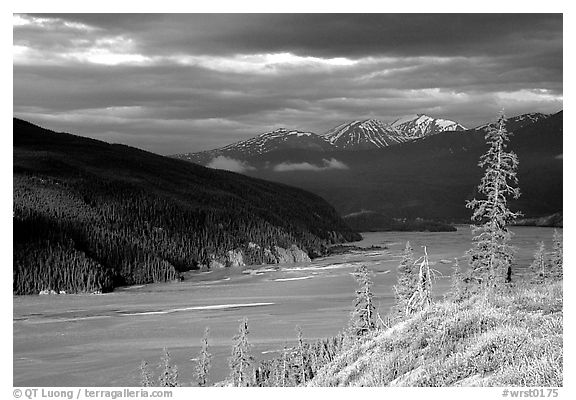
[323,115,466,150]
[217,128,334,155]
[391,114,466,137]
[175,128,335,165]
[324,119,409,150]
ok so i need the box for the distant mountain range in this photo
[173,111,562,222]
[13,119,359,294]
[174,114,467,162]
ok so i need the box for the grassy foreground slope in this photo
[310,282,562,387]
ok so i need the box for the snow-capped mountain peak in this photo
[324,119,408,150]
[323,115,466,150]
[174,128,334,165]
[391,114,466,137]
[219,128,329,153]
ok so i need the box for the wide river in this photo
[13,226,559,386]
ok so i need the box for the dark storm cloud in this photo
[31,13,561,59]
[13,14,563,155]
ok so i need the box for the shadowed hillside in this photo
[242,112,562,221]
[13,118,360,295]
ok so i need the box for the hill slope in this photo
[310,281,562,387]
[13,119,360,295]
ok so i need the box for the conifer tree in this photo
[158,348,179,387]
[309,342,319,378]
[529,241,547,283]
[280,343,289,387]
[393,241,417,317]
[228,317,255,387]
[449,257,467,300]
[139,360,154,387]
[350,264,376,337]
[196,327,212,387]
[551,229,563,280]
[296,326,307,385]
[466,111,521,289]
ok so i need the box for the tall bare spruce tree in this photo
[466,111,521,289]
[229,317,255,387]
[350,264,376,337]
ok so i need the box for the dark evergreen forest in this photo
[13,119,360,295]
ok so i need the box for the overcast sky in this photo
[13,13,563,155]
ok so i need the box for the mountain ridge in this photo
[174,128,334,165]
[472,112,550,133]
[174,113,468,160]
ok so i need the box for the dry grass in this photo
[309,281,562,387]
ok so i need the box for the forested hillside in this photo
[13,119,360,295]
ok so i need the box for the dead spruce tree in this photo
[350,264,376,337]
[393,241,417,317]
[466,111,521,290]
[196,327,212,387]
[158,348,180,387]
[551,229,563,280]
[411,246,433,312]
[229,317,255,387]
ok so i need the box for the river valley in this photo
[13,226,559,386]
